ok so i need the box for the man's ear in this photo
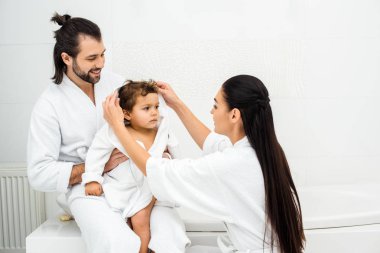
[61,52,72,66]
[123,109,131,120]
[230,108,241,123]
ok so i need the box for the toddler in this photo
[82,80,179,253]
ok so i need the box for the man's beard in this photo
[72,58,101,84]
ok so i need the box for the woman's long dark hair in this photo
[222,75,305,253]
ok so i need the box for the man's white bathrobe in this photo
[27,72,189,253]
[147,132,278,253]
[27,71,123,194]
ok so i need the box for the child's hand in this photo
[85,182,103,196]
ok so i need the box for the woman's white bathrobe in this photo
[82,115,179,219]
[147,132,278,253]
[27,72,189,253]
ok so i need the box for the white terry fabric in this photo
[186,246,222,253]
[82,114,179,218]
[27,71,190,253]
[70,196,141,253]
[27,70,124,194]
[147,132,278,253]
[185,244,275,253]
[149,205,191,253]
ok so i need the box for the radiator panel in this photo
[0,168,45,252]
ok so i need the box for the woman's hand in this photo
[157,81,211,149]
[103,91,125,130]
[156,81,182,109]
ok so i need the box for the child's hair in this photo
[118,80,158,125]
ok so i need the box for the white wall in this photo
[1,0,379,192]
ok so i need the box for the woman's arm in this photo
[103,92,150,175]
[157,82,211,149]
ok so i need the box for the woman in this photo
[103,75,305,253]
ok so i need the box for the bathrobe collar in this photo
[61,73,96,92]
[61,73,98,107]
[62,73,78,88]
[233,136,251,148]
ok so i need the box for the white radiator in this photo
[0,167,45,253]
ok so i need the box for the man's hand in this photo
[69,163,85,186]
[104,148,129,174]
[85,182,103,196]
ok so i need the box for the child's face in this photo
[125,93,160,129]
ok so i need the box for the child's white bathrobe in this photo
[82,115,179,218]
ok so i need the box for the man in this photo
[27,13,189,253]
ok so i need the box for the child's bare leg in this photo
[131,198,156,253]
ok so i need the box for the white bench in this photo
[26,208,226,253]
